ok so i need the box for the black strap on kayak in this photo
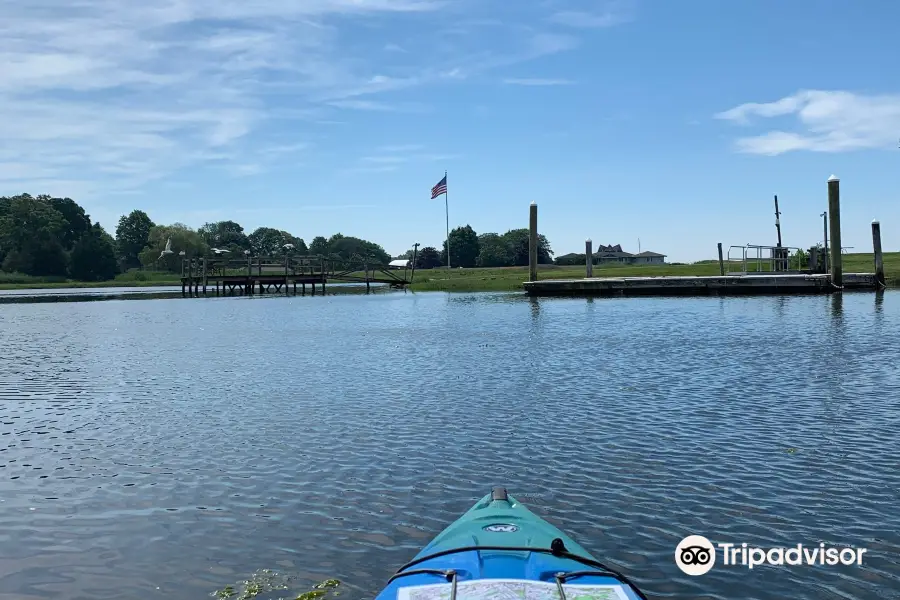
[393,543,649,600]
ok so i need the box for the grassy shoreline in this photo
[2,252,897,293]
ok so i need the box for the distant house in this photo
[554,245,667,266]
[388,259,411,269]
[593,244,666,265]
[631,251,666,264]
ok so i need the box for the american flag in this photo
[431,174,447,199]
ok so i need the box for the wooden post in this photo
[284,254,289,295]
[257,256,262,277]
[872,220,885,287]
[717,243,725,275]
[528,201,538,282]
[202,258,208,295]
[827,175,842,287]
[585,239,593,278]
[365,260,370,294]
[187,259,193,297]
[410,243,419,284]
[321,257,326,294]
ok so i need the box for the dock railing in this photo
[726,244,805,274]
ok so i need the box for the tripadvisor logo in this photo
[675,535,867,576]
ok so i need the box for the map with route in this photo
[396,579,631,600]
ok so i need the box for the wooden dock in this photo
[523,272,879,297]
[523,175,888,298]
[180,254,411,297]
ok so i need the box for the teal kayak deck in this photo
[374,488,647,600]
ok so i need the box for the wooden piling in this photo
[827,175,842,287]
[872,220,885,287]
[528,201,538,282]
[186,259,193,297]
[717,242,724,275]
[410,243,420,284]
[202,258,208,296]
[284,255,290,295]
[585,239,593,278]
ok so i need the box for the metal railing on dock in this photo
[726,244,804,274]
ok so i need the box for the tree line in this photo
[401,225,554,269]
[0,194,392,281]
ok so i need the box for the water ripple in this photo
[0,291,898,599]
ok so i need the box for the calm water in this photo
[1,291,899,600]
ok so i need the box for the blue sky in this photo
[2,0,898,262]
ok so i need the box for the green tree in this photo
[308,236,329,255]
[199,220,250,253]
[116,210,155,269]
[415,246,442,269]
[138,223,208,272]
[500,228,553,266]
[327,234,391,264]
[44,196,92,250]
[0,194,69,276]
[476,233,513,267]
[296,238,309,254]
[248,227,299,256]
[442,225,480,268]
[70,223,118,281]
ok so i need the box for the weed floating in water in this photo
[212,569,341,600]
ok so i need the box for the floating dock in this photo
[523,272,878,297]
[523,175,888,298]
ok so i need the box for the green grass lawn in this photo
[2,252,896,292]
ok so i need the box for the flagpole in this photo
[444,170,450,270]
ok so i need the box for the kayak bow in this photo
[375,487,648,600]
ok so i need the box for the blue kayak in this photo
[375,488,648,600]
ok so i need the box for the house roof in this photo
[389,259,410,267]
[594,251,634,258]
[634,251,666,257]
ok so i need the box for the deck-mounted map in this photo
[397,579,632,600]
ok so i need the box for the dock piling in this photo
[872,220,885,287]
[717,243,725,275]
[202,258,208,296]
[528,202,538,282]
[585,239,593,278]
[827,175,842,287]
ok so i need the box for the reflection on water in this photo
[0,291,899,600]
[0,283,393,304]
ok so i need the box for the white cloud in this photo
[550,10,625,28]
[548,0,634,28]
[0,0,445,198]
[0,0,613,210]
[716,90,900,155]
[503,78,574,86]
